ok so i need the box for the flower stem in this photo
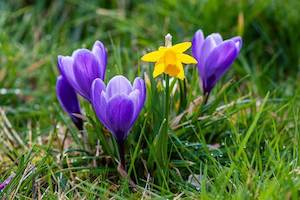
[80,130,89,152]
[73,117,83,131]
[117,140,126,170]
[203,92,210,105]
[161,33,172,167]
[162,74,170,163]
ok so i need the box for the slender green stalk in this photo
[156,34,173,187]
[162,33,172,165]
[162,74,170,164]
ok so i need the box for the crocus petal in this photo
[0,175,14,191]
[141,50,162,62]
[201,35,219,64]
[128,82,146,129]
[128,90,141,123]
[91,78,110,130]
[178,53,198,64]
[57,56,82,93]
[106,75,132,97]
[230,36,243,52]
[192,29,205,62]
[210,33,223,45]
[171,42,191,53]
[204,40,238,93]
[92,41,107,80]
[132,77,146,108]
[56,76,83,130]
[196,35,219,82]
[106,95,134,141]
[131,77,146,119]
[73,49,101,100]
[91,78,106,100]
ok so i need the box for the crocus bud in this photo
[192,29,242,97]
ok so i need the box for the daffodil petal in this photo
[171,42,192,53]
[176,62,185,80]
[178,54,198,64]
[153,62,165,78]
[141,50,162,62]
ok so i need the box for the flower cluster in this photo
[55,29,241,173]
[56,41,146,170]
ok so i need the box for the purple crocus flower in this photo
[56,76,83,130]
[0,174,14,192]
[192,29,242,100]
[91,75,146,169]
[57,40,107,101]
[56,40,107,130]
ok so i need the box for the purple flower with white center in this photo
[91,75,146,169]
[56,76,83,130]
[57,40,107,101]
[192,29,242,101]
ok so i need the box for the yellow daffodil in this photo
[141,42,197,80]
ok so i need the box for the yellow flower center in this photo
[164,50,180,76]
